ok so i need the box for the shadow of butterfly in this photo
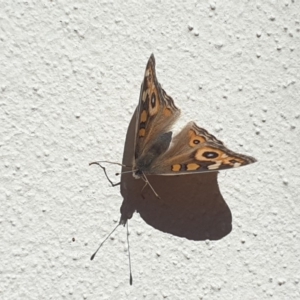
[90,54,256,284]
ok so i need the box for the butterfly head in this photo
[133,169,143,179]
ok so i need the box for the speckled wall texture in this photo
[1,1,299,299]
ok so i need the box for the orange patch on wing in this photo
[195,148,222,161]
[188,129,207,147]
[139,128,146,137]
[163,108,172,117]
[140,110,147,122]
[148,92,159,116]
[186,163,200,171]
[195,148,246,167]
[222,156,245,165]
[172,164,181,172]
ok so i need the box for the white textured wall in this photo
[1,1,300,299]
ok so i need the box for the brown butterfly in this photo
[90,55,256,285]
[132,54,256,182]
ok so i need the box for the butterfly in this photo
[131,54,256,182]
[90,54,256,285]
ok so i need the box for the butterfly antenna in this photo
[142,173,161,199]
[115,169,137,176]
[90,223,120,260]
[126,221,133,285]
[89,161,129,168]
[89,162,122,187]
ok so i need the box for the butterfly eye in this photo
[193,139,200,145]
[203,151,219,159]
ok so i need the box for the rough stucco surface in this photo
[1,1,300,299]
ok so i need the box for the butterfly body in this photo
[133,131,173,178]
[132,54,256,179]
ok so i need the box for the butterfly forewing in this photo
[148,122,256,175]
[134,54,180,162]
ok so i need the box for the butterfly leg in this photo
[140,181,148,199]
[89,161,121,187]
[141,173,161,199]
